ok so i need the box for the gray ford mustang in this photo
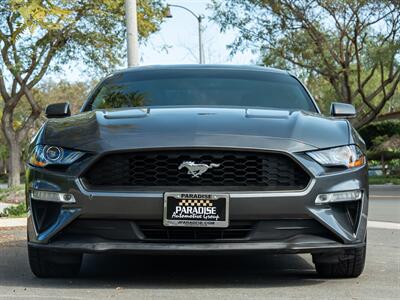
[26,65,368,278]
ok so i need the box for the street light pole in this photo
[197,15,205,64]
[166,5,205,64]
[125,0,139,67]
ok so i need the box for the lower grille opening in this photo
[347,201,362,231]
[136,221,254,241]
[31,199,61,233]
[333,201,362,233]
[53,219,341,243]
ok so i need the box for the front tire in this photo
[28,245,82,278]
[313,245,366,278]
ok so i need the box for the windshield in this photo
[88,70,317,112]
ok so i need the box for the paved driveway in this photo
[0,186,399,299]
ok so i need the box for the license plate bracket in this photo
[163,192,229,228]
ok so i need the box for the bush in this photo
[0,174,25,184]
[369,159,400,176]
[369,176,400,185]
[0,202,27,217]
[0,185,25,203]
[0,174,7,184]
[359,121,400,149]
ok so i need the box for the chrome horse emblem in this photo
[178,161,221,178]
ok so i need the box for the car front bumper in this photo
[26,152,368,255]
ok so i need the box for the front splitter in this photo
[29,235,364,255]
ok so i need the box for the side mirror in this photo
[45,102,71,118]
[330,102,356,118]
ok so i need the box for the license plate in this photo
[163,192,229,228]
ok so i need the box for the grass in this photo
[0,184,25,198]
[0,185,26,217]
[0,202,27,217]
[369,176,400,185]
[0,185,25,203]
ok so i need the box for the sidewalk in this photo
[0,218,26,228]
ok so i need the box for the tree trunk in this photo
[1,88,41,187]
[7,141,21,187]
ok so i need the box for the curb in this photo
[0,218,26,228]
[368,221,400,230]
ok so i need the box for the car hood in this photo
[41,107,350,153]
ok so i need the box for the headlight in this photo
[29,145,85,167]
[307,145,365,168]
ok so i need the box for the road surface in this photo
[0,186,399,299]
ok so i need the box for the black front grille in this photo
[82,150,310,190]
[137,221,254,241]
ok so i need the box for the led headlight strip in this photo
[315,190,362,204]
[29,145,85,167]
[307,145,365,168]
[30,190,76,203]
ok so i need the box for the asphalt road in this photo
[0,186,399,300]
[369,185,400,223]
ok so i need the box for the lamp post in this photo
[166,4,205,64]
[125,0,139,67]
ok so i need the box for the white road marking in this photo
[370,195,400,199]
[0,296,85,299]
[368,221,400,230]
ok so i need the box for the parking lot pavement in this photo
[0,227,398,300]
[0,186,398,299]
[369,185,400,223]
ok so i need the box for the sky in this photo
[141,0,257,65]
[55,0,258,82]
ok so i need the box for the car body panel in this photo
[39,107,350,153]
[26,65,368,256]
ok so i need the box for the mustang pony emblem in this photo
[178,161,221,178]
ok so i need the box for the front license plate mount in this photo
[163,192,229,228]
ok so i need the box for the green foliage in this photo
[0,202,27,217]
[0,80,95,177]
[1,1,167,186]
[2,0,167,73]
[368,150,400,161]
[0,184,25,216]
[369,176,400,185]
[359,121,400,149]
[34,80,96,114]
[391,159,400,170]
[211,0,400,128]
[370,159,400,169]
[0,184,25,200]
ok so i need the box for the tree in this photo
[0,0,166,186]
[33,80,95,114]
[211,0,400,128]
